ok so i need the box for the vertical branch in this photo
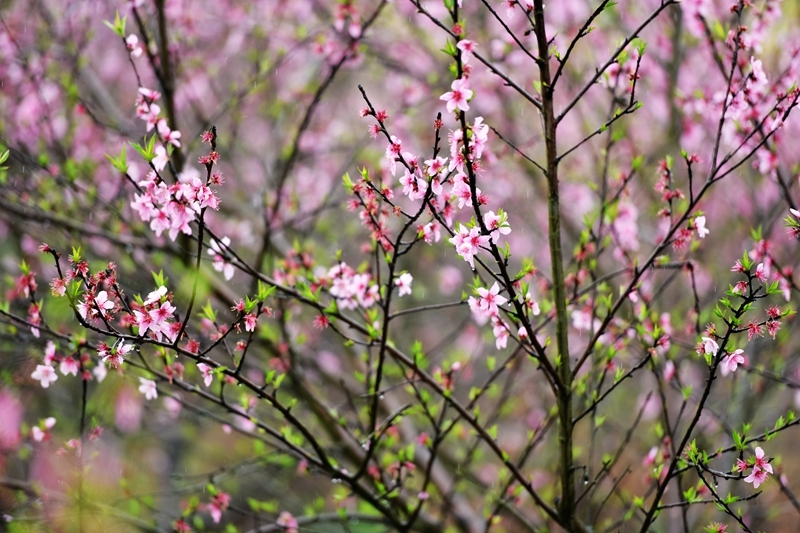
[531,1,577,529]
[153,0,184,172]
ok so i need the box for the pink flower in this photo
[134,309,155,337]
[664,360,676,381]
[456,40,477,63]
[752,446,773,472]
[44,340,57,365]
[244,313,258,332]
[157,120,182,147]
[503,0,533,17]
[93,363,107,382]
[419,222,440,244]
[451,177,476,209]
[198,363,213,387]
[59,357,79,377]
[385,135,402,176]
[150,300,176,325]
[152,145,169,172]
[720,349,745,376]
[440,78,473,113]
[395,272,413,297]
[743,447,772,488]
[519,292,540,316]
[50,277,67,297]
[277,511,298,533]
[31,365,58,388]
[32,417,56,442]
[27,304,40,338]
[99,341,132,368]
[131,192,158,222]
[313,315,330,329]
[477,282,508,316]
[744,466,769,488]
[140,103,161,131]
[95,290,115,317]
[755,263,768,283]
[746,321,763,341]
[399,170,428,201]
[492,316,509,349]
[208,237,235,280]
[483,210,511,243]
[138,87,161,103]
[173,519,191,532]
[166,201,194,241]
[125,34,142,58]
[425,156,448,178]
[207,492,230,524]
[767,320,781,338]
[144,285,168,305]
[138,377,158,400]
[643,446,658,466]
[449,224,490,269]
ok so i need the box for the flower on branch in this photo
[483,210,511,243]
[156,119,182,148]
[743,446,773,488]
[449,223,489,269]
[700,336,719,355]
[440,78,473,113]
[720,349,745,376]
[477,282,508,316]
[125,34,142,58]
[197,363,214,387]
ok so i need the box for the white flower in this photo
[138,377,158,400]
[395,272,413,297]
[144,285,168,305]
[701,336,719,355]
[694,215,709,239]
[208,237,234,280]
[93,363,108,383]
[31,365,58,388]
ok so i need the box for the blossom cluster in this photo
[327,262,381,310]
[737,446,773,489]
[132,285,180,343]
[30,340,105,388]
[130,170,221,241]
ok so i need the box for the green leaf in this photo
[342,172,354,190]
[103,11,127,38]
[105,144,128,173]
[257,281,275,302]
